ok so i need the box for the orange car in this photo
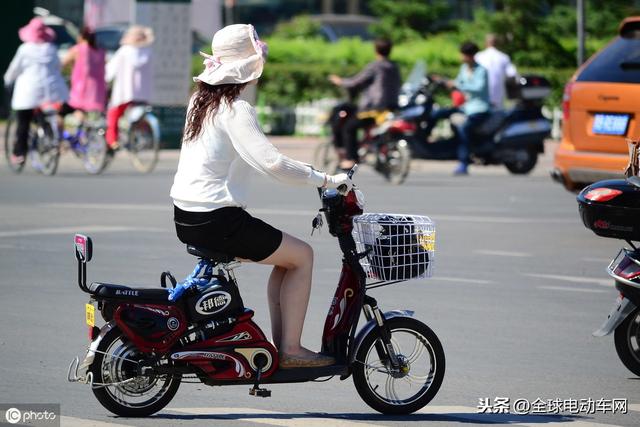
[552,17,640,191]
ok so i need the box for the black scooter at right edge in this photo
[578,168,640,376]
[394,61,551,174]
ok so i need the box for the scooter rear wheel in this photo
[614,308,640,377]
[352,317,445,414]
[90,327,181,417]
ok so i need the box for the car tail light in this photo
[562,82,574,122]
[584,188,623,202]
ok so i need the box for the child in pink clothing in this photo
[61,27,106,120]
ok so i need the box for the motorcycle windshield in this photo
[401,61,427,98]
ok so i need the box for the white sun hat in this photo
[194,24,268,86]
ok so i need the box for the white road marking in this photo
[41,202,167,211]
[431,276,493,284]
[39,203,575,223]
[168,407,380,426]
[431,214,574,224]
[523,273,612,287]
[537,286,607,294]
[60,416,133,427]
[475,249,533,257]
[518,422,622,427]
[630,403,640,412]
[0,225,164,238]
[582,257,612,263]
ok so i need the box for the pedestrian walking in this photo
[3,18,69,166]
[475,34,517,109]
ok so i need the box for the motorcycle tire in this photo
[352,317,445,414]
[504,148,537,175]
[313,140,339,173]
[381,139,411,185]
[90,327,181,417]
[614,308,640,377]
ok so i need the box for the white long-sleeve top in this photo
[170,98,325,211]
[3,42,69,110]
[106,45,153,107]
[475,46,517,108]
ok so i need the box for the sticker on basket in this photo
[418,231,435,251]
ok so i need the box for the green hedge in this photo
[193,36,576,108]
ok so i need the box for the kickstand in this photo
[249,367,271,398]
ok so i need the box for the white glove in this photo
[325,173,353,194]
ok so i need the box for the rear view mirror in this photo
[74,234,93,262]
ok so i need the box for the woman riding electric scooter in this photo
[170,24,352,368]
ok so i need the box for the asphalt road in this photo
[0,141,638,427]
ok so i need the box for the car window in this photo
[95,30,123,51]
[577,36,640,83]
[50,25,75,47]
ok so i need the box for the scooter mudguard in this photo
[593,296,637,337]
[350,310,415,363]
[77,321,116,377]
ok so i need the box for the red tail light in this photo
[389,120,416,133]
[89,326,100,341]
[562,82,574,122]
[584,188,623,202]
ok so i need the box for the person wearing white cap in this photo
[170,24,351,369]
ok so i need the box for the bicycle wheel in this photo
[32,117,60,176]
[81,125,108,175]
[128,114,159,173]
[352,317,445,414]
[3,113,25,173]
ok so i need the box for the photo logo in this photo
[5,407,21,424]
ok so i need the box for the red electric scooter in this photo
[68,168,445,416]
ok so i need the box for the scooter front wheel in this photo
[352,317,445,414]
[614,307,640,377]
[90,327,181,417]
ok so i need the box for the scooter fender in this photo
[77,321,116,376]
[142,112,161,142]
[593,296,637,337]
[350,310,415,363]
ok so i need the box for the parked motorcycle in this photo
[392,61,552,174]
[68,168,445,416]
[578,174,640,376]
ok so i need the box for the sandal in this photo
[279,352,335,369]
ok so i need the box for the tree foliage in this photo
[368,0,451,42]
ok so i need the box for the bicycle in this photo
[4,103,109,175]
[109,104,160,173]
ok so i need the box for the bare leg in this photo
[258,232,317,357]
[267,265,286,347]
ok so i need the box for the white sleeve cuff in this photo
[308,169,326,187]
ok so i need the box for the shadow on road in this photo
[151,410,585,424]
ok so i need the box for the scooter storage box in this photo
[506,75,551,100]
[578,178,640,241]
[185,276,245,322]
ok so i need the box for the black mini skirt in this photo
[174,205,283,262]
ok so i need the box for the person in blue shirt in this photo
[444,42,491,175]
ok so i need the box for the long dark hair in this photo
[80,26,97,49]
[183,81,248,143]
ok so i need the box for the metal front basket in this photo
[352,213,435,282]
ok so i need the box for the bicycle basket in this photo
[352,213,435,281]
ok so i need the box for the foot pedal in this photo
[249,363,270,397]
[249,386,271,398]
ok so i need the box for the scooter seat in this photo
[89,282,170,302]
[186,245,235,263]
[475,111,507,136]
